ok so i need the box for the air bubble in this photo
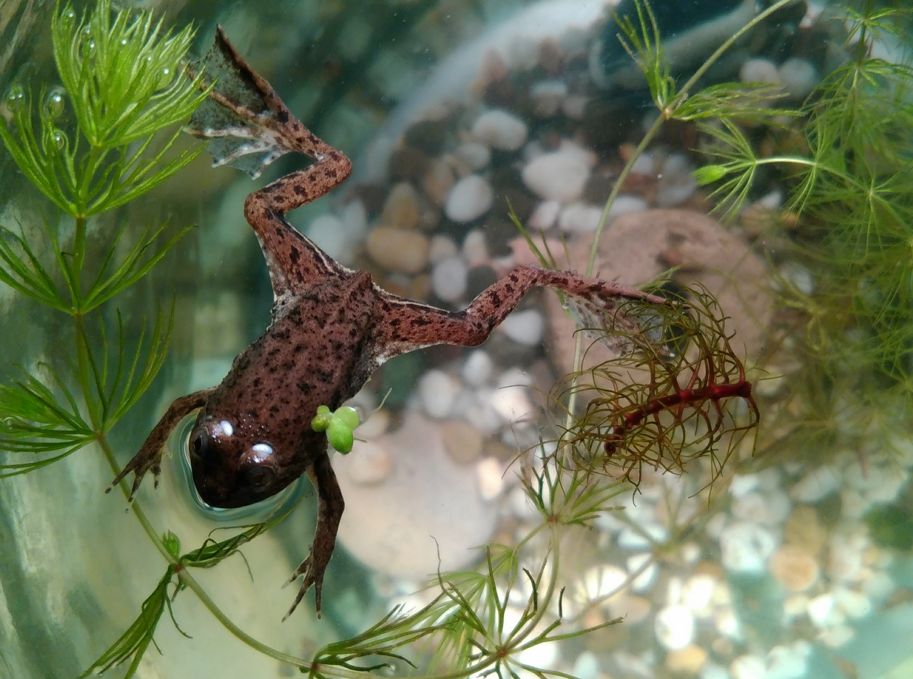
[44,87,66,119]
[48,128,67,150]
[5,84,25,111]
[158,66,174,88]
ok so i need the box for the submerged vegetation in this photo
[3,0,908,676]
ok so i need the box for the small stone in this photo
[558,202,603,233]
[346,440,394,485]
[499,309,544,346]
[766,643,811,679]
[366,227,430,274]
[731,655,766,679]
[417,369,461,418]
[769,545,820,592]
[445,174,493,223]
[476,457,505,500]
[655,605,695,650]
[454,142,491,171]
[440,419,484,464]
[428,234,458,262]
[471,109,528,151]
[792,466,840,503]
[380,182,422,229]
[740,57,781,85]
[778,58,817,100]
[579,565,627,601]
[488,384,534,421]
[561,94,588,119]
[833,587,871,619]
[807,593,844,628]
[306,213,351,263]
[357,408,390,438]
[626,553,658,593]
[530,79,568,117]
[461,229,489,265]
[719,521,778,573]
[522,150,591,202]
[529,200,561,230]
[665,645,707,675]
[607,195,648,219]
[422,158,455,207]
[431,255,468,302]
[784,506,827,555]
[462,350,493,387]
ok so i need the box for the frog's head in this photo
[188,415,290,508]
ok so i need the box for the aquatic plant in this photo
[0,0,777,677]
[552,288,759,491]
[693,0,913,458]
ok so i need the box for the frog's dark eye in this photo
[241,464,277,492]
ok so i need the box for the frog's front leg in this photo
[109,388,215,498]
[374,265,668,359]
[284,452,344,619]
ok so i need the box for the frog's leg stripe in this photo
[373,266,667,361]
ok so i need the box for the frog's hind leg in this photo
[188,27,353,298]
[374,265,668,361]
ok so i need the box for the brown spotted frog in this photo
[113,28,666,618]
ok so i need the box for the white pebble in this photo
[428,234,458,263]
[792,465,840,502]
[807,593,844,628]
[818,624,855,648]
[431,256,468,302]
[558,202,603,233]
[345,440,394,485]
[579,565,627,601]
[529,200,561,230]
[445,174,493,222]
[630,151,655,176]
[471,109,528,151]
[499,309,544,345]
[522,150,591,202]
[571,652,600,679]
[719,521,778,573]
[453,141,491,171]
[461,350,493,387]
[766,642,811,679]
[530,79,568,117]
[561,94,588,119]
[834,587,871,619]
[729,473,761,497]
[455,388,504,435]
[626,553,658,593]
[488,384,535,421]
[607,195,647,219]
[618,521,667,550]
[681,574,718,618]
[740,57,781,85]
[732,490,791,525]
[461,229,488,265]
[306,214,351,263]
[655,605,695,650]
[778,58,817,100]
[731,655,766,679]
[418,369,461,419]
[476,457,505,501]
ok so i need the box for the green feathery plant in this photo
[0,0,783,677]
[691,0,913,457]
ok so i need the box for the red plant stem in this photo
[604,379,754,453]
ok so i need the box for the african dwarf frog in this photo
[113,28,666,618]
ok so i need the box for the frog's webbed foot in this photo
[108,389,214,499]
[283,454,344,619]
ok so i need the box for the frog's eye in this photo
[240,463,277,492]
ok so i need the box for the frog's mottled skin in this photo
[113,28,665,618]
